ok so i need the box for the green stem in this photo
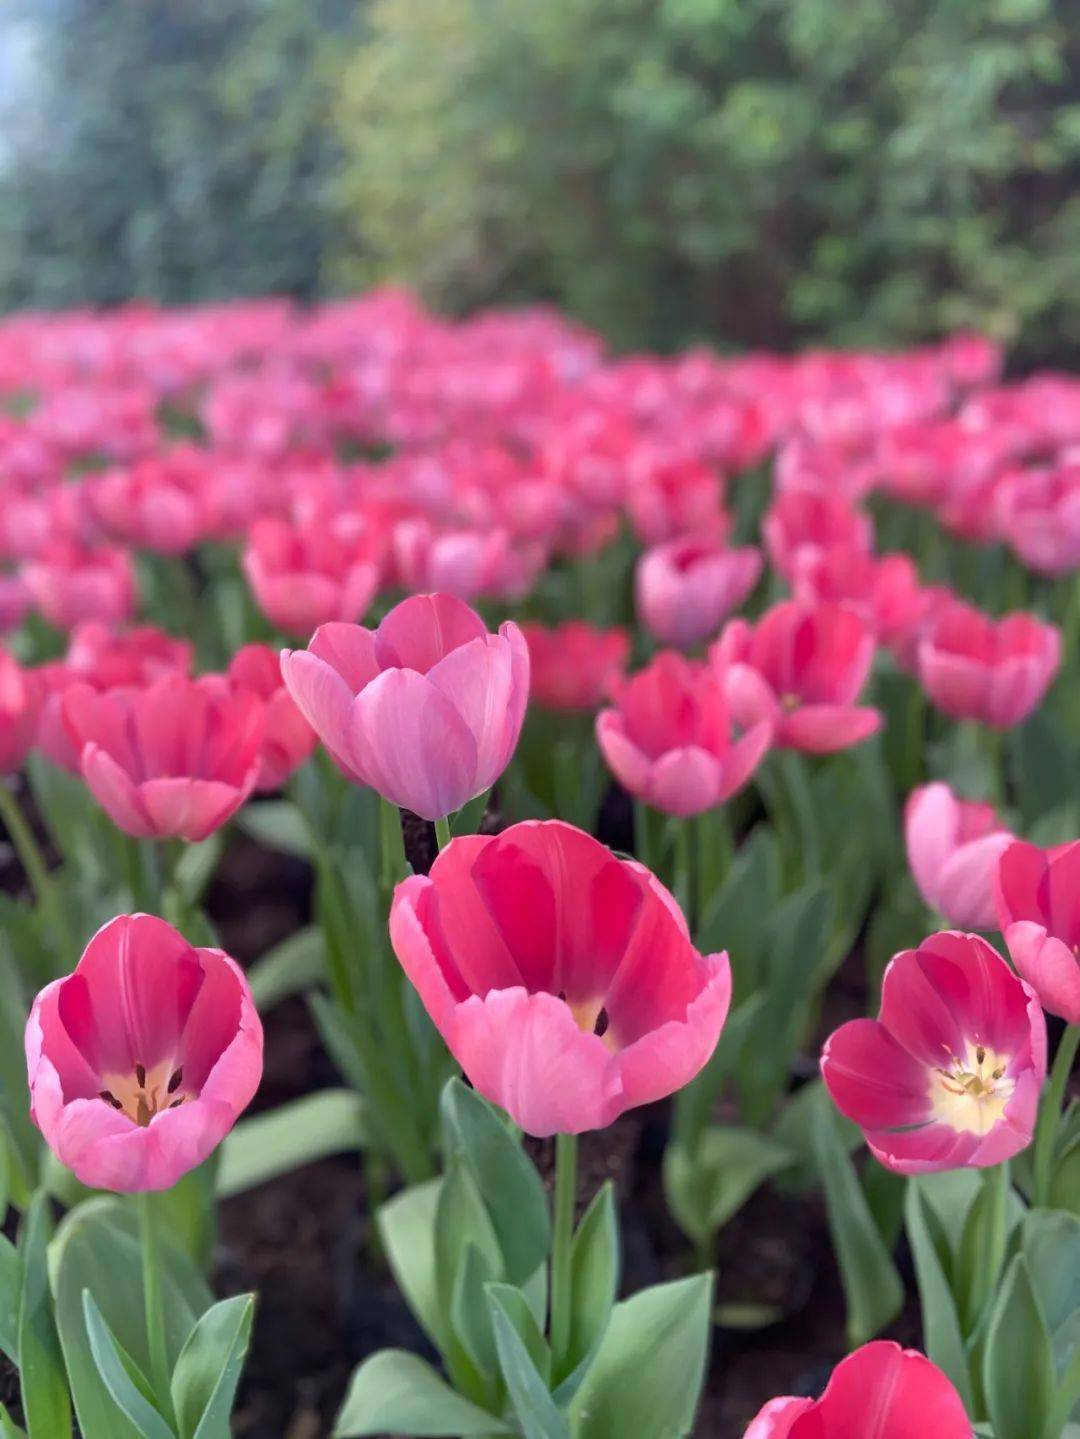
[137,1191,175,1426]
[1034,1025,1080,1209]
[974,1160,1009,1329]
[434,816,452,852]
[549,1132,578,1379]
[671,818,692,927]
[695,808,733,925]
[0,779,70,956]
[379,797,408,897]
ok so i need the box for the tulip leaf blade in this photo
[333,1350,512,1436]
[247,926,325,1012]
[216,1090,368,1198]
[905,1181,974,1412]
[377,1179,446,1353]
[560,1180,618,1390]
[17,1190,72,1439]
[983,1255,1057,1439]
[440,1079,550,1285]
[568,1273,714,1439]
[664,1126,791,1249]
[809,1093,903,1349]
[170,1293,255,1439]
[81,1292,174,1439]
[487,1288,569,1439]
[0,1234,18,1364]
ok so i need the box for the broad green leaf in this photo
[562,1181,618,1386]
[435,1159,503,1322]
[664,1127,790,1246]
[671,993,766,1152]
[170,1294,255,1439]
[216,1090,367,1197]
[486,1283,549,1386]
[49,1197,211,1439]
[0,1235,18,1361]
[905,1182,973,1411]
[488,1289,569,1439]
[440,1080,549,1285]
[450,1244,499,1383]
[334,1350,511,1437]
[0,1403,26,1438]
[237,801,312,859]
[983,1256,1056,1439]
[1021,1210,1080,1383]
[81,1294,173,1439]
[569,1274,713,1439]
[377,1181,445,1351]
[696,825,780,983]
[247,927,325,1011]
[810,1097,903,1348]
[172,833,224,906]
[17,1191,71,1439]
[451,789,491,837]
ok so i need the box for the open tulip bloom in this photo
[745,1341,973,1438]
[281,591,529,822]
[821,931,1046,1174]
[389,819,731,1135]
[26,913,263,1191]
[916,597,1061,727]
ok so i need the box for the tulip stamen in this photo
[99,1089,123,1110]
[99,1059,190,1127]
[930,1040,1014,1136]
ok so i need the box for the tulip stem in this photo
[137,1191,175,1426]
[671,819,693,927]
[1034,1024,1080,1208]
[434,816,452,852]
[549,1131,578,1378]
[0,778,71,960]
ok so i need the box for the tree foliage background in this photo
[1,0,1077,362]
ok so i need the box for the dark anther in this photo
[169,1097,185,1109]
[594,1007,609,1038]
[135,1063,146,1087]
[99,1089,122,1109]
[975,1046,985,1066]
[167,1067,183,1094]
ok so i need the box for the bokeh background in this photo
[1,0,1077,364]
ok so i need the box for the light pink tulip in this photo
[822,932,1046,1174]
[996,840,1080,1023]
[635,537,763,650]
[389,820,731,1135]
[22,539,137,632]
[280,592,529,820]
[596,651,771,816]
[745,1341,973,1438]
[242,512,383,637]
[905,783,1015,930]
[62,674,264,840]
[26,913,262,1192]
[712,600,882,754]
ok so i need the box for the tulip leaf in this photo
[1020,1210,1080,1385]
[671,994,766,1153]
[696,824,780,986]
[486,1283,550,1385]
[905,1182,974,1412]
[82,1293,174,1439]
[334,1350,512,1436]
[488,1288,569,1439]
[568,1274,714,1439]
[451,789,491,837]
[0,1401,26,1438]
[440,1080,550,1285]
[450,1244,500,1383]
[435,1158,504,1324]
[171,833,224,907]
[809,1094,903,1348]
[236,800,312,859]
[983,1255,1057,1439]
[216,1090,368,1197]
[49,1197,211,1439]
[559,1180,618,1391]
[170,1293,255,1439]
[247,926,325,1011]
[664,1126,791,1248]
[377,1180,446,1352]
[0,1235,18,1362]
[17,1190,72,1439]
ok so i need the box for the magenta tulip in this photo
[389,820,731,1135]
[596,651,771,816]
[822,932,1046,1174]
[281,592,529,820]
[745,1341,972,1438]
[26,913,262,1192]
[905,783,1014,930]
[995,839,1080,1023]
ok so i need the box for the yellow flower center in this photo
[929,1042,1014,1137]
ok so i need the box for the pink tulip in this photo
[0,648,41,774]
[792,546,923,652]
[389,820,731,1135]
[0,573,28,632]
[635,537,763,650]
[393,518,548,603]
[521,621,630,712]
[26,913,262,1191]
[88,447,209,554]
[821,932,1046,1174]
[280,592,529,820]
[745,1341,973,1438]
[993,461,1080,578]
[22,539,137,631]
[763,490,873,580]
[62,674,264,840]
[995,840,1080,1023]
[917,598,1060,727]
[596,652,771,816]
[626,452,728,545]
[242,512,383,637]
[905,784,1015,930]
[712,600,882,754]
[226,643,316,792]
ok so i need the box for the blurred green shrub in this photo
[329,0,1080,360]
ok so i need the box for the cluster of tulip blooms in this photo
[0,290,1076,1439]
